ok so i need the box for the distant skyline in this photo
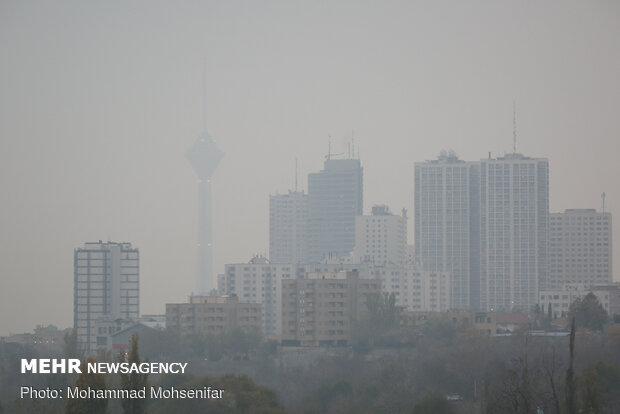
[1,1,619,335]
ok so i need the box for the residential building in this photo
[219,258,452,335]
[478,153,549,312]
[595,283,620,317]
[308,158,363,263]
[107,323,155,351]
[74,241,139,354]
[495,313,534,333]
[218,256,366,336]
[399,311,496,336]
[549,209,612,289]
[281,271,380,346]
[218,256,300,336]
[415,151,475,310]
[355,205,407,265]
[539,284,613,319]
[368,265,451,312]
[166,295,262,337]
[270,190,308,263]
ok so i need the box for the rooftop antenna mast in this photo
[202,63,207,135]
[295,158,298,192]
[601,192,606,213]
[327,134,332,160]
[513,101,517,153]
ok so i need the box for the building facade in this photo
[269,190,308,264]
[399,311,496,336]
[281,271,380,346]
[415,152,475,310]
[539,284,612,319]
[166,296,262,337]
[219,256,302,336]
[368,265,451,312]
[74,241,139,354]
[218,256,368,336]
[549,209,612,289]
[478,154,549,312]
[308,158,363,263]
[355,205,407,265]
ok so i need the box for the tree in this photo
[548,303,553,329]
[590,362,620,412]
[581,363,601,414]
[152,374,288,414]
[352,292,401,350]
[119,334,148,414]
[63,329,83,360]
[65,358,108,414]
[412,393,456,414]
[365,292,400,328]
[541,345,562,414]
[568,293,608,331]
[422,314,457,344]
[566,317,577,414]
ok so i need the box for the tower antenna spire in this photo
[513,101,517,153]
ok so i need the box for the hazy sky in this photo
[1,1,619,335]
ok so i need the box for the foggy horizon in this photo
[1,1,619,336]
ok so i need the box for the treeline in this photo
[1,308,619,413]
[252,323,620,413]
[0,333,286,414]
[138,327,278,363]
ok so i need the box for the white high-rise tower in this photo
[74,241,139,353]
[415,151,475,310]
[479,153,549,312]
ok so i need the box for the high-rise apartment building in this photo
[415,152,474,310]
[355,205,407,265]
[478,154,549,312]
[308,158,363,263]
[269,190,308,263]
[548,209,612,289]
[74,241,139,354]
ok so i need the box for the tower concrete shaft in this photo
[187,132,223,294]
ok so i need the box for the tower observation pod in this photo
[187,131,223,294]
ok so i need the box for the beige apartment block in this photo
[355,205,407,266]
[281,271,381,346]
[166,295,262,336]
[549,209,612,289]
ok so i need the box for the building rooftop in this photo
[371,205,392,216]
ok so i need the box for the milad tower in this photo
[186,101,223,295]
